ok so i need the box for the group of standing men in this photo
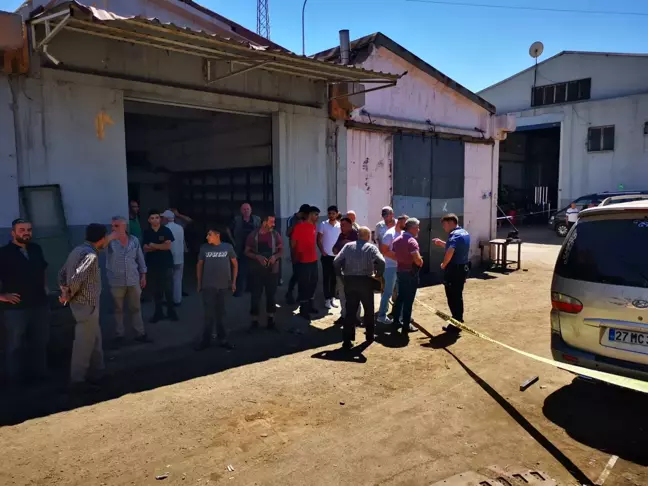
[1,197,472,389]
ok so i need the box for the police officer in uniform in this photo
[433,213,471,334]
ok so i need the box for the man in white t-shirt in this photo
[374,206,395,246]
[317,205,341,309]
[377,214,408,324]
[565,202,579,231]
[162,210,186,306]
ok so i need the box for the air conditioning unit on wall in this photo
[0,12,29,74]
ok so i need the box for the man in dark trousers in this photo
[196,227,237,350]
[142,209,178,323]
[245,215,283,330]
[317,205,341,310]
[290,206,320,319]
[227,203,261,297]
[285,204,310,304]
[333,226,385,350]
[433,213,471,334]
[0,219,49,386]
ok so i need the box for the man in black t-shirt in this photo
[0,219,50,385]
[142,210,178,323]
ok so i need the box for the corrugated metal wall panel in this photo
[346,129,393,227]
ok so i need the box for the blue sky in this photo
[2,0,647,91]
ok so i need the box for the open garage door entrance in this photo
[498,124,560,225]
[124,101,273,253]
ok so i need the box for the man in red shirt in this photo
[290,206,320,319]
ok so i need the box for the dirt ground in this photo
[1,229,647,486]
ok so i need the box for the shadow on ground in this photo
[0,300,344,427]
[543,378,648,466]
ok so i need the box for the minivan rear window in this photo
[555,217,648,288]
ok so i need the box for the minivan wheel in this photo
[556,223,568,237]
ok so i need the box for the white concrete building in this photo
[0,1,397,283]
[315,33,514,270]
[479,51,648,209]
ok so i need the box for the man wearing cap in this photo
[433,213,471,334]
[0,218,50,385]
[162,210,186,307]
[377,214,407,325]
[374,206,395,247]
[285,204,310,304]
[291,206,320,318]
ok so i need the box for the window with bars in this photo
[531,78,591,107]
[588,126,615,152]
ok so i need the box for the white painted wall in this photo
[346,130,393,227]
[37,76,129,225]
[356,46,492,134]
[479,52,648,115]
[464,143,496,260]
[2,67,331,238]
[0,75,20,229]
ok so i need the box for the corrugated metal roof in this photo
[29,1,401,83]
[313,32,495,114]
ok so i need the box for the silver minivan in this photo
[550,201,648,382]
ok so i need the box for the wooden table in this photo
[480,238,522,272]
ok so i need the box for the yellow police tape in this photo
[414,299,648,394]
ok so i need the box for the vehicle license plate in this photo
[607,328,648,348]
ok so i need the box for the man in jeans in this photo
[0,219,49,386]
[291,206,320,319]
[333,227,385,350]
[59,224,109,391]
[143,210,178,323]
[391,218,424,337]
[377,214,408,324]
[317,205,341,310]
[245,215,283,330]
[196,227,237,350]
[106,216,150,346]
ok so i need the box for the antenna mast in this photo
[257,0,270,40]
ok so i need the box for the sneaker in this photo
[299,308,311,320]
[324,299,333,309]
[407,323,418,333]
[330,299,339,308]
[377,315,393,325]
[267,317,277,330]
[342,340,353,350]
[167,312,179,322]
[285,293,296,305]
[149,313,164,324]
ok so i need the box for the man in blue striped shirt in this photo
[106,216,150,346]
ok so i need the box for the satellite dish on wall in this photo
[529,41,544,59]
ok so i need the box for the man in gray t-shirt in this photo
[196,228,238,350]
